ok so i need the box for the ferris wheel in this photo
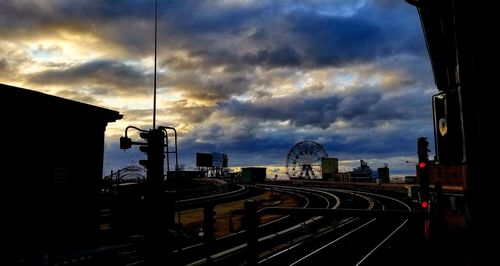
[285,141,328,179]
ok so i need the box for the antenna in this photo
[153,0,158,129]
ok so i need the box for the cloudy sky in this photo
[0,0,436,178]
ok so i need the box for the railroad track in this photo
[258,187,412,266]
[178,184,412,266]
[178,185,339,265]
[181,184,382,265]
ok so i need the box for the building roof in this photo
[0,83,122,122]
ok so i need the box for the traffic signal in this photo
[119,128,165,182]
[143,129,165,183]
[120,136,132,150]
[417,137,430,162]
[417,137,430,207]
[137,132,150,168]
[418,163,430,196]
[138,132,150,154]
[139,132,149,140]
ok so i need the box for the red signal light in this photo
[421,201,429,208]
[418,162,427,168]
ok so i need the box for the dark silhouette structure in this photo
[0,84,122,263]
[241,167,267,182]
[377,166,390,183]
[408,0,496,264]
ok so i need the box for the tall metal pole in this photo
[146,3,161,264]
[144,129,166,265]
[153,0,158,129]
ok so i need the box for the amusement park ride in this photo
[285,141,328,179]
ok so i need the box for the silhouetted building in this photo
[377,166,390,183]
[348,160,373,182]
[241,167,267,182]
[321,157,338,180]
[1,84,122,261]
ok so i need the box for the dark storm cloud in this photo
[178,125,296,166]
[0,57,15,83]
[163,70,253,102]
[221,87,429,129]
[184,77,250,102]
[120,108,155,123]
[0,0,151,31]
[276,1,426,68]
[152,1,425,86]
[0,0,398,70]
[152,0,425,70]
[0,45,33,83]
[170,105,216,124]
[0,1,91,39]
[222,96,341,129]
[241,45,302,67]
[162,1,263,34]
[287,13,383,66]
[328,124,426,156]
[29,60,151,94]
[359,1,426,55]
[158,99,217,124]
[1,0,426,69]
[55,89,102,105]
[0,58,7,71]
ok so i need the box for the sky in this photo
[0,0,436,178]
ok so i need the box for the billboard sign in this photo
[212,152,224,167]
[196,153,213,167]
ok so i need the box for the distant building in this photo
[377,166,390,183]
[349,160,373,182]
[1,84,122,260]
[241,167,267,182]
[321,157,339,180]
